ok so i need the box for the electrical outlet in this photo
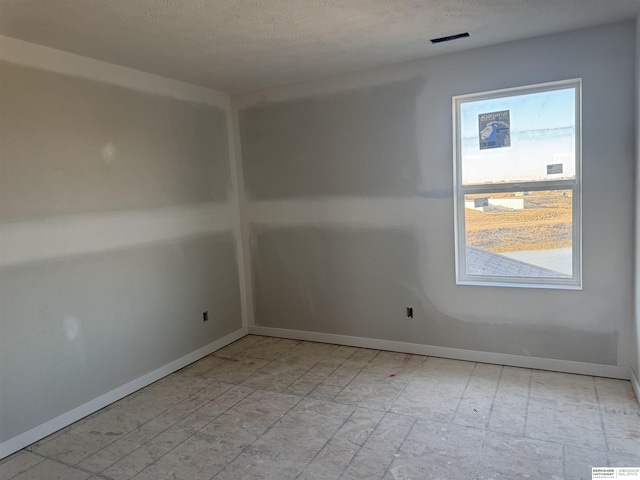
[203,311,209,322]
[406,307,413,318]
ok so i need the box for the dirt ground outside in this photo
[465,190,573,253]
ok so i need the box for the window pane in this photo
[464,190,572,278]
[460,88,576,185]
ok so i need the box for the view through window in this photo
[453,80,581,288]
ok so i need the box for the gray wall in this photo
[0,60,242,444]
[240,78,423,200]
[237,21,636,367]
[0,62,230,220]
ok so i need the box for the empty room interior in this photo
[1,1,640,479]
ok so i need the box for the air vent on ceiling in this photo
[431,32,470,44]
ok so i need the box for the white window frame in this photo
[453,79,582,289]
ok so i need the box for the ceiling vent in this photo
[431,32,470,44]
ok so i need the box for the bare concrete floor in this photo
[2,335,639,479]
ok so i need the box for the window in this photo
[453,79,581,288]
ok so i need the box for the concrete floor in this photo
[1,335,639,480]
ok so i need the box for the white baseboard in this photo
[3,325,636,461]
[0,327,248,460]
[631,369,640,404]
[249,326,632,380]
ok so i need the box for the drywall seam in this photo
[0,326,248,460]
[0,35,229,107]
[246,198,436,227]
[0,204,232,267]
[249,326,631,381]
[230,101,256,327]
[227,96,251,331]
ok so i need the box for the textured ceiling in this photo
[0,0,638,93]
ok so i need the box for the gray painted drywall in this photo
[0,61,230,221]
[0,233,241,442]
[240,78,423,199]
[0,59,242,448]
[252,226,617,364]
[241,21,636,367]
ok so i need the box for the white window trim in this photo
[452,79,582,289]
